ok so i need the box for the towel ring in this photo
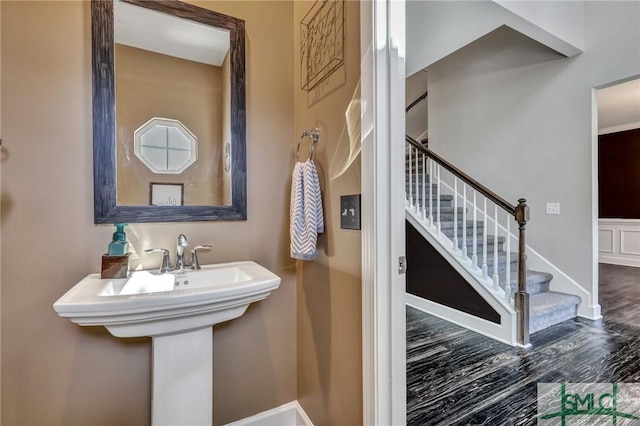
[296,128,320,162]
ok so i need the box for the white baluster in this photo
[505,213,512,303]
[436,165,441,234]
[414,147,419,213]
[408,146,413,207]
[472,191,478,269]
[482,198,488,278]
[421,153,426,221]
[428,159,433,227]
[453,178,459,253]
[461,184,467,259]
[493,204,499,291]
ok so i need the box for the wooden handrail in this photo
[406,136,516,216]
[406,90,428,113]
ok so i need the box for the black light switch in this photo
[340,194,361,230]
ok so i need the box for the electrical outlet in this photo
[545,203,560,215]
[340,194,361,230]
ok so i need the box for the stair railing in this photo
[405,135,531,346]
[405,91,428,113]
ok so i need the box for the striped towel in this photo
[290,160,324,260]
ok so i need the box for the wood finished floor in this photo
[406,263,640,425]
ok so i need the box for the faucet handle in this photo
[190,245,212,270]
[145,248,172,273]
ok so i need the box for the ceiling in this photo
[114,0,230,67]
[597,78,640,133]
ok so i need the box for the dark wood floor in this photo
[406,263,640,425]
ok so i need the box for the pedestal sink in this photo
[53,261,281,426]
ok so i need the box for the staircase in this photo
[405,139,582,345]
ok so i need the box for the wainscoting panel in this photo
[621,230,640,256]
[598,228,614,253]
[599,219,640,267]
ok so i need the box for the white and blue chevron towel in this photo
[290,160,324,260]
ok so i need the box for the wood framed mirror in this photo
[92,0,246,223]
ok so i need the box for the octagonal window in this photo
[134,117,197,174]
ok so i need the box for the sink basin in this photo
[53,261,281,338]
[54,260,280,425]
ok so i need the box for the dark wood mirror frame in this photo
[92,0,246,223]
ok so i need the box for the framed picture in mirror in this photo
[150,183,184,207]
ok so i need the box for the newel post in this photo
[514,198,530,347]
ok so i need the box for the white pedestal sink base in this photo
[53,261,282,426]
[153,327,213,426]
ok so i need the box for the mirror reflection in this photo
[114,0,231,206]
[92,0,246,223]
[133,117,198,175]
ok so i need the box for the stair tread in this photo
[508,270,553,285]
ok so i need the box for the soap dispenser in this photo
[108,223,130,255]
[101,224,131,279]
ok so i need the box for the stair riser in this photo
[416,207,466,216]
[530,305,578,334]
[459,240,506,256]
[507,280,550,295]
[418,212,467,222]
[463,271,549,295]
[412,199,454,209]
[407,191,452,200]
[466,254,520,276]
[405,182,437,188]
[441,224,485,238]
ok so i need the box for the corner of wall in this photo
[293,1,363,424]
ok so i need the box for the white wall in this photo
[427,1,640,294]
[406,0,584,77]
[493,1,584,52]
[406,71,428,140]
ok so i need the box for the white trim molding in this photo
[598,122,640,135]
[223,401,313,426]
[599,219,640,267]
[361,0,407,425]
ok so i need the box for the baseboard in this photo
[599,256,640,268]
[224,401,313,426]
[407,293,516,346]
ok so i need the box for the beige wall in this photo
[1,2,295,425]
[293,1,363,425]
[115,44,223,206]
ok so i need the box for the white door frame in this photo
[361,1,406,425]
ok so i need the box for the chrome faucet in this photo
[175,234,189,271]
[144,248,172,273]
[190,245,212,270]
[147,234,211,273]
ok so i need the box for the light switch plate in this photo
[341,194,361,230]
[545,203,560,215]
